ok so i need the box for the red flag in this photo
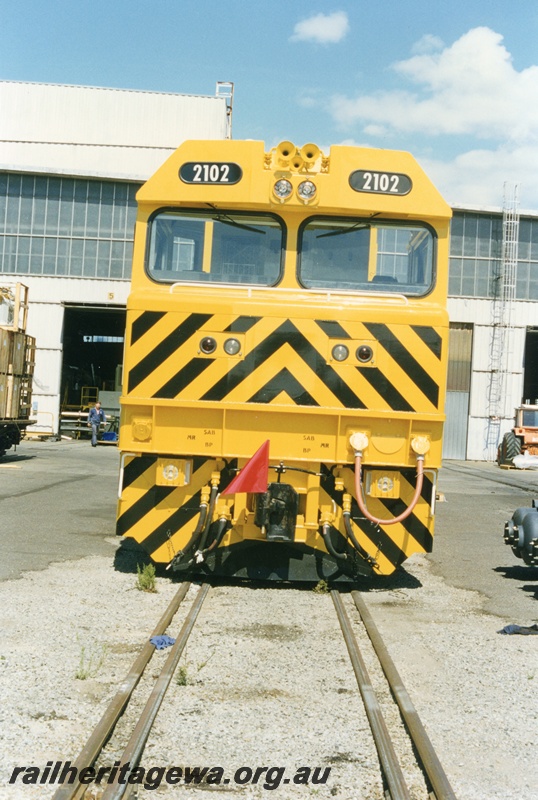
[221,440,270,495]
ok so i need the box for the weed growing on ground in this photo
[75,642,108,680]
[175,664,189,686]
[175,651,214,687]
[136,563,157,593]
[313,580,330,594]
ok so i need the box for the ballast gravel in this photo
[0,550,536,800]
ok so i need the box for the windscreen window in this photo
[147,210,284,286]
[298,218,435,295]
[522,410,538,428]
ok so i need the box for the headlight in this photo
[200,336,217,354]
[273,179,293,201]
[297,180,317,203]
[331,344,349,362]
[224,337,241,356]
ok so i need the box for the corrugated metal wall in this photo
[443,323,473,460]
[0,81,228,146]
[0,81,229,180]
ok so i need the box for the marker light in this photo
[377,476,394,493]
[356,345,373,363]
[200,336,217,354]
[162,464,179,482]
[224,338,241,355]
[273,179,293,201]
[297,180,317,203]
[331,344,349,362]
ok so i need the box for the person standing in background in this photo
[87,401,106,447]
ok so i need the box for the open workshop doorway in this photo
[60,304,126,412]
[523,327,538,404]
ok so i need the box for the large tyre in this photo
[498,430,522,465]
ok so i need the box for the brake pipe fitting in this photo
[320,522,347,561]
[167,485,212,570]
[196,514,230,561]
[349,432,428,527]
[210,471,222,488]
[342,493,378,567]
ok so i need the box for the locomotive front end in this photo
[117,139,451,582]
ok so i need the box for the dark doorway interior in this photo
[523,328,538,405]
[61,305,126,407]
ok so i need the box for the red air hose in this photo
[353,453,425,526]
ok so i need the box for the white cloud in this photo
[329,27,538,142]
[290,11,349,45]
[322,26,538,208]
[422,144,538,210]
[411,34,444,55]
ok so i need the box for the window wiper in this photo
[215,215,266,235]
[206,206,265,235]
[316,222,370,239]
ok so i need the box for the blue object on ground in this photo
[498,624,538,635]
[150,635,176,649]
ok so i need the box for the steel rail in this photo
[52,581,192,800]
[101,582,211,800]
[331,589,412,800]
[351,590,458,800]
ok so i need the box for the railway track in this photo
[332,590,456,800]
[52,582,456,800]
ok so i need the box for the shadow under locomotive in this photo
[113,536,423,593]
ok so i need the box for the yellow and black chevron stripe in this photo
[125,310,444,414]
[117,452,434,576]
[320,465,435,573]
[117,455,222,563]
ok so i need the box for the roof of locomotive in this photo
[136,139,452,222]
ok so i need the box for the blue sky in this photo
[2,1,538,210]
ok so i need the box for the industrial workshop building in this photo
[0,80,537,461]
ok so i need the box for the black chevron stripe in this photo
[364,323,439,407]
[142,490,204,554]
[116,485,176,537]
[411,325,442,359]
[321,466,435,566]
[376,469,434,552]
[118,457,214,542]
[201,320,366,408]
[315,320,352,339]
[131,311,166,345]
[356,367,415,412]
[247,367,319,405]
[224,316,261,333]
[348,506,406,567]
[320,467,405,568]
[401,468,434,504]
[377,496,433,552]
[128,313,213,393]
[122,455,158,491]
[154,358,213,399]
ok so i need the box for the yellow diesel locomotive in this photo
[117,139,451,582]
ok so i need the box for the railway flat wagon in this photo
[116,138,451,582]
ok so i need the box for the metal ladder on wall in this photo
[485,183,519,459]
